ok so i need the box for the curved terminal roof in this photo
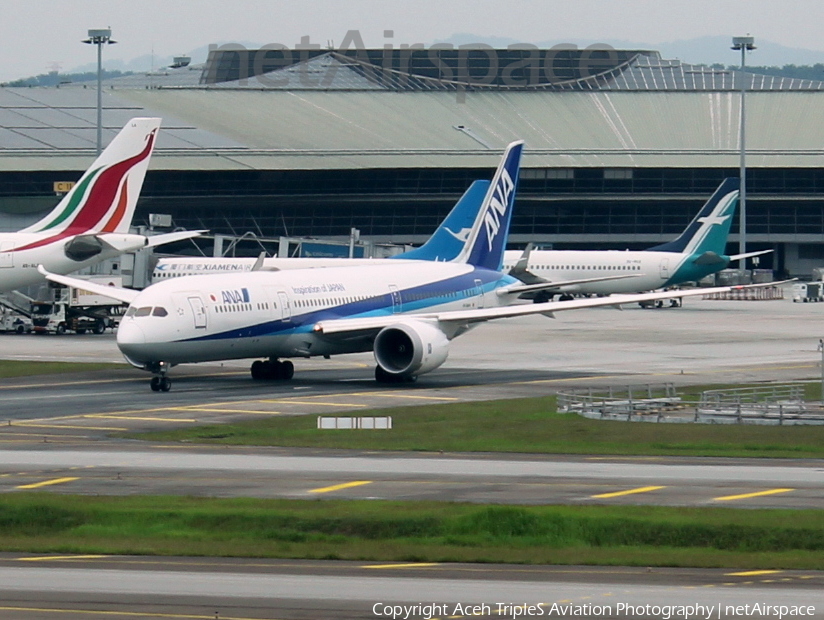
[2,49,824,171]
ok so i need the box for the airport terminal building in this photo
[3,46,824,275]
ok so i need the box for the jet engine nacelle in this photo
[64,235,104,262]
[64,233,150,262]
[373,321,449,379]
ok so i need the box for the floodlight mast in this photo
[731,35,756,267]
[82,28,117,155]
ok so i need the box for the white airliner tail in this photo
[21,118,161,236]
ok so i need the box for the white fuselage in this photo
[151,256,397,281]
[0,232,150,293]
[501,249,688,294]
[118,261,517,367]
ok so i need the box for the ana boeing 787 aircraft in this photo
[42,141,773,391]
[0,117,203,293]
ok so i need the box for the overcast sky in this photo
[2,0,824,81]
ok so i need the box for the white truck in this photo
[0,306,32,334]
[30,276,127,335]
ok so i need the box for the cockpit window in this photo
[152,307,168,317]
[125,307,137,317]
[134,307,152,317]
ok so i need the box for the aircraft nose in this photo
[117,320,146,351]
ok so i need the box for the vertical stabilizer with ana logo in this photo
[647,178,739,256]
[21,117,161,237]
[452,140,523,271]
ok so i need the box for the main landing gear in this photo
[149,361,172,392]
[250,359,294,381]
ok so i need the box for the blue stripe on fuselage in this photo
[180,268,516,343]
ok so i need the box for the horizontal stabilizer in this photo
[691,251,727,266]
[728,249,774,262]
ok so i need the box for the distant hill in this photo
[2,70,134,87]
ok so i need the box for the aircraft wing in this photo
[37,266,140,304]
[497,273,642,296]
[313,281,785,337]
[507,243,546,285]
[144,230,207,248]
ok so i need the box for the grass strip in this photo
[0,495,822,569]
[128,395,824,458]
[0,360,122,379]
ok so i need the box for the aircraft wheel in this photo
[280,360,294,380]
[251,360,264,380]
[159,377,171,392]
[150,376,161,392]
[261,360,280,380]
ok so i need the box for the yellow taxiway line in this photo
[308,480,372,494]
[363,562,440,569]
[714,488,795,501]
[725,570,783,576]
[261,399,367,407]
[0,606,265,619]
[16,477,79,490]
[18,555,107,562]
[85,415,198,423]
[591,486,666,499]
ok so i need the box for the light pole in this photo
[83,28,116,155]
[731,35,755,267]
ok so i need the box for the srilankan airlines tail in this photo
[1,118,205,294]
[20,117,160,236]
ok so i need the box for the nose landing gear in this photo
[149,361,172,392]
